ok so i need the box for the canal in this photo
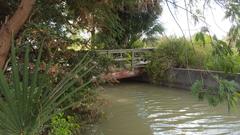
[89,82,240,135]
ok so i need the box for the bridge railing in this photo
[95,48,155,70]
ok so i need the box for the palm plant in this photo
[0,42,94,135]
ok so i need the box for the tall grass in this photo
[146,36,240,81]
[146,37,209,81]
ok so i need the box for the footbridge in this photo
[95,48,154,80]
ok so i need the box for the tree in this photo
[1,0,239,69]
[93,0,164,49]
[0,0,165,69]
[0,0,36,69]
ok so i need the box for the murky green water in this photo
[95,83,240,135]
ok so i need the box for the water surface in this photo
[96,83,240,135]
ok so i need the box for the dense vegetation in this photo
[147,35,240,74]
[0,0,240,134]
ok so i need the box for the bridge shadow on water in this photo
[118,76,149,84]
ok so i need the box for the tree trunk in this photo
[0,0,36,69]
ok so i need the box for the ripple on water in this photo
[141,96,240,134]
[152,116,192,122]
[185,112,204,116]
[99,84,240,135]
[147,112,173,118]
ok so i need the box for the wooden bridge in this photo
[96,48,154,70]
[95,48,154,80]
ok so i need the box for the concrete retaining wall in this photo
[135,68,240,90]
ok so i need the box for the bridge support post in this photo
[131,50,134,71]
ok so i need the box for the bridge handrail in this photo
[95,48,155,54]
[95,48,155,70]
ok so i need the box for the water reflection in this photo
[98,83,240,135]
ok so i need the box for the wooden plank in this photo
[114,58,129,61]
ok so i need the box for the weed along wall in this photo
[137,68,240,90]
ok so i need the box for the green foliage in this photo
[224,0,240,22]
[193,32,212,46]
[92,0,163,49]
[146,37,207,81]
[0,43,94,135]
[191,80,205,100]
[205,54,240,73]
[1,0,240,51]
[192,32,240,73]
[50,113,79,135]
[1,0,164,53]
[132,40,145,48]
[94,54,115,72]
[191,77,240,111]
[193,33,240,73]
[228,25,240,54]
[195,32,206,46]
[211,36,233,56]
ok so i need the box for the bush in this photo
[205,54,240,73]
[146,37,207,81]
[50,113,79,135]
[145,36,240,82]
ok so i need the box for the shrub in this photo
[50,113,79,135]
[205,53,240,73]
[0,43,94,135]
[146,37,207,81]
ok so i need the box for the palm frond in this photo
[0,42,94,135]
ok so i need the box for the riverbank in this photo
[133,68,240,90]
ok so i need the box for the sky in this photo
[159,0,233,39]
